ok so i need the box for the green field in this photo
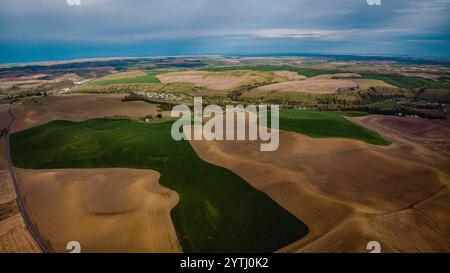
[278,109,391,145]
[85,70,165,86]
[11,119,308,252]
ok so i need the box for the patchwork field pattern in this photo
[11,119,308,252]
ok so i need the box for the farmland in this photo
[1,55,449,253]
[15,168,182,253]
[277,110,391,145]
[156,70,285,90]
[10,119,308,252]
[189,117,449,253]
[84,70,165,86]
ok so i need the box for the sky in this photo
[0,0,449,63]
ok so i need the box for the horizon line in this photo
[2,52,450,67]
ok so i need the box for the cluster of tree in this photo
[122,92,146,102]
[353,105,446,119]
[314,87,408,107]
[155,101,178,111]
[317,93,362,106]
[3,90,48,104]
[357,87,413,104]
[122,92,179,111]
[2,80,74,97]
[414,88,450,104]
[79,82,205,96]
[288,86,447,119]
[227,81,279,101]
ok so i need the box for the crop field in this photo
[2,55,449,253]
[202,65,450,89]
[1,0,450,256]
[277,110,391,145]
[359,73,450,89]
[85,70,166,86]
[10,119,308,252]
[156,70,285,90]
[351,79,397,90]
[202,65,345,78]
[253,78,358,94]
[189,113,449,253]
[15,168,182,253]
[9,94,160,133]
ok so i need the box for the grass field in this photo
[278,110,391,145]
[10,119,308,252]
[85,70,166,86]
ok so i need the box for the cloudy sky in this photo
[0,0,449,62]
